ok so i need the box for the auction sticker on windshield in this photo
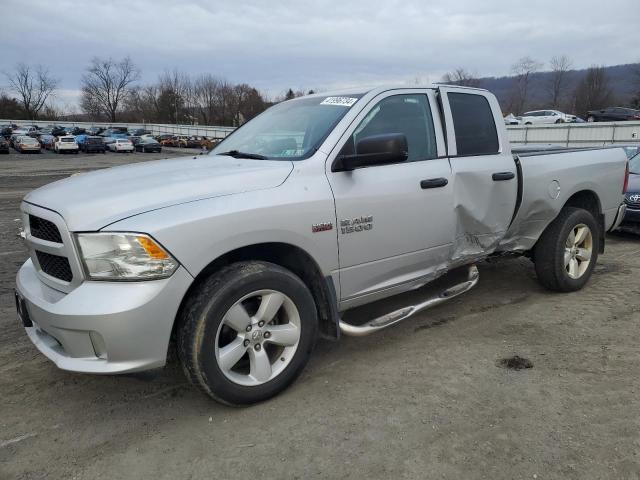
[320,97,358,107]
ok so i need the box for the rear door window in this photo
[447,93,499,156]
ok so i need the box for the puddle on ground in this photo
[497,355,533,370]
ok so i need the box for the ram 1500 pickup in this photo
[15,86,628,405]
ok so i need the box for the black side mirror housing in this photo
[333,133,409,172]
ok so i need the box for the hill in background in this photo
[473,63,640,116]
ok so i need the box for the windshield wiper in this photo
[216,150,268,160]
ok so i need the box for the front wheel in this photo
[177,261,318,405]
[533,207,599,292]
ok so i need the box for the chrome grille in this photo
[22,202,83,292]
[29,214,62,243]
[624,193,640,209]
[36,251,73,282]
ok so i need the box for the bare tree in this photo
[441,68,481,87]
[5,63,58,119]
[509,56,542,114]
[80,57,140,122]
[573,66,614,117]
[548,55,573,108]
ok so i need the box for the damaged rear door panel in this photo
[438,87,518,265]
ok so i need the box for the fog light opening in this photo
[89,332,108,359]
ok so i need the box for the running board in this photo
[339,266,479,337]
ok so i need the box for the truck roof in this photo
[297,84,489,101]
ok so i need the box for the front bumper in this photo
[16,259,193,374]
[622,206,640,224]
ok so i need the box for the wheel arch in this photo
[172,242,339,346]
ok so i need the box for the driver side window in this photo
[343,94,437,162]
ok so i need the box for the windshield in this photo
[211,94,363,160]
[630,153,640,174]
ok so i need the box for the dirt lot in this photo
[1,150,639,480]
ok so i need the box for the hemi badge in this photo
[312,222,333,233]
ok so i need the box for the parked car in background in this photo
[200,137,221,150]
[155,134,173,143]
[81,136,106,153]
[135,137,162,153]
[15,136,41,153]
[131,128,152,136]
[521,110,577,125]
[504,114,521,125]
[87,126,105,136]
[622,152,640,226]
[39,135,56,150]
[128,136,142,146]
[10,132,28,148]
[587,107,640,122]
[21,125,40,136]
[178,136,202,148]
[0,137,9,153]
[71,127,87,136]
[101,128,129,138]
[1,126,13,139]
[107,138,134,152]
[50,126,67,137]
[54,136,79,154]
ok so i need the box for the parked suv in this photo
[587,107,640,122]
[622,152,640,225]
[81,136,106,153]
[521,110,577,125]
[54,136,79,154]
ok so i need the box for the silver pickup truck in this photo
[15,86,628,405]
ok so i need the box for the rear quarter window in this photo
[448,93,499,156]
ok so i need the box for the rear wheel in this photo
[178,261,318,405]
[534,207,599,292]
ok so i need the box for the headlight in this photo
[75,233,178,281]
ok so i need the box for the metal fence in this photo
[0,119,235,140]
[507,121,640,147]
[4,118,640,147]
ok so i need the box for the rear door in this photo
[438,87,518,265]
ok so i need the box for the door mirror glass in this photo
[334,133,408,171]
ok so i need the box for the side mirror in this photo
[333,133,409,172]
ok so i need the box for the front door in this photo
[326,90,454,308]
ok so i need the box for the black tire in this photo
[533,207,599,292]
[177,261,318,405]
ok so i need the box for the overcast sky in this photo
[1,0,637,110]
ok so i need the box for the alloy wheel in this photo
[214,289,301,386]
[564,223,593,279]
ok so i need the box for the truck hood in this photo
[24,155,293,231]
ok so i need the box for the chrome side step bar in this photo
[339,266,479,337]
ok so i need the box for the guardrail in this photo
[4,118,640,147]
[507,121,640,147]
[0,119,235,140]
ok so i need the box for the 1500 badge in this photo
[340,215,373,234]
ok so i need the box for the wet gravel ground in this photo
[1,150,639,479]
